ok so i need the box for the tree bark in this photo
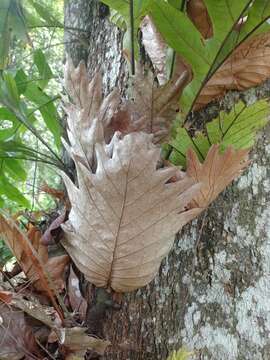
[64,1,270,359]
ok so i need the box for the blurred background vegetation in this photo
[0,0,65,214]
[0,0,66,264]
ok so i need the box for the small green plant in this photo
[167,347,194,360]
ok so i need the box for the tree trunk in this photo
[64,1,270,359]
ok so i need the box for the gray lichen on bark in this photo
[179,124,270,360]
[64,1,270,359]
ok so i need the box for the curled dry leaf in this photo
[58,327,110,359]
[0,214,64,320]
[141,15,168,85]
[186,144,249,211]
[68,266,87,321]
[30,226,70,292]
[196,32,270,109]
[0,303,40,360]
[122,64,190,143]
[40,183,65,201]
[2,221,69,293]
[11,295,62,329]
[64,58,102,118]
[41,210,67,245]
[62,60,201,292]
[61,130,201,292]
[140,16,192,140]
[64,59,121,160]
[46,254,70,292]
[64,58,190,148]
[187,0,213,39]
[0,290,13,304]
[140,14,193,87]
[22,225,49,282]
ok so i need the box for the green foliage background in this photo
[0,0,65,214]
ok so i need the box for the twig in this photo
[169,0,186,79]
[35,338,56,360]
[130,0,135,75]
[0,268,16,290]
[30,139,38,212]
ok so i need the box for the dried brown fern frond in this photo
[61,60,201,292]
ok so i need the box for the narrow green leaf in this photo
[167,0,183,9]
[0,0,31,69]
[0,107,18,122]
[149,0,210,112]
[0,0,11,69]
[0,139,38,159]
[33,49,53,89]
[2,72,20,106]
[15,69,28,94]
[102,0,149,24]
[24,5,45,27]
[237,0,270,38]
[102,0,130,19]
[0,176,29,208]
[24,83,61,147]
[204,0,251,43]
[4,158,27,181]
[149,0,208,70]
[9,0,30,43]
[0,128,16,141]
[27,0,63,27]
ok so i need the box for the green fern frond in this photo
[169,99,268,167]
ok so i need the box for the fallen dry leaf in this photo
[196,32,270,109]
[1,221,69,293]
[22,224,49,282]
[187,0,213,39]
[58,327,110,359]
[186,144,249,210]
[27,226,70,293]
[0,290,12,304]
[46,254,70,292]
[41,210,67,245]
[0,214,64,320]
[11,295,62,329]
[68,266,87,321]
[0,303,40,360]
